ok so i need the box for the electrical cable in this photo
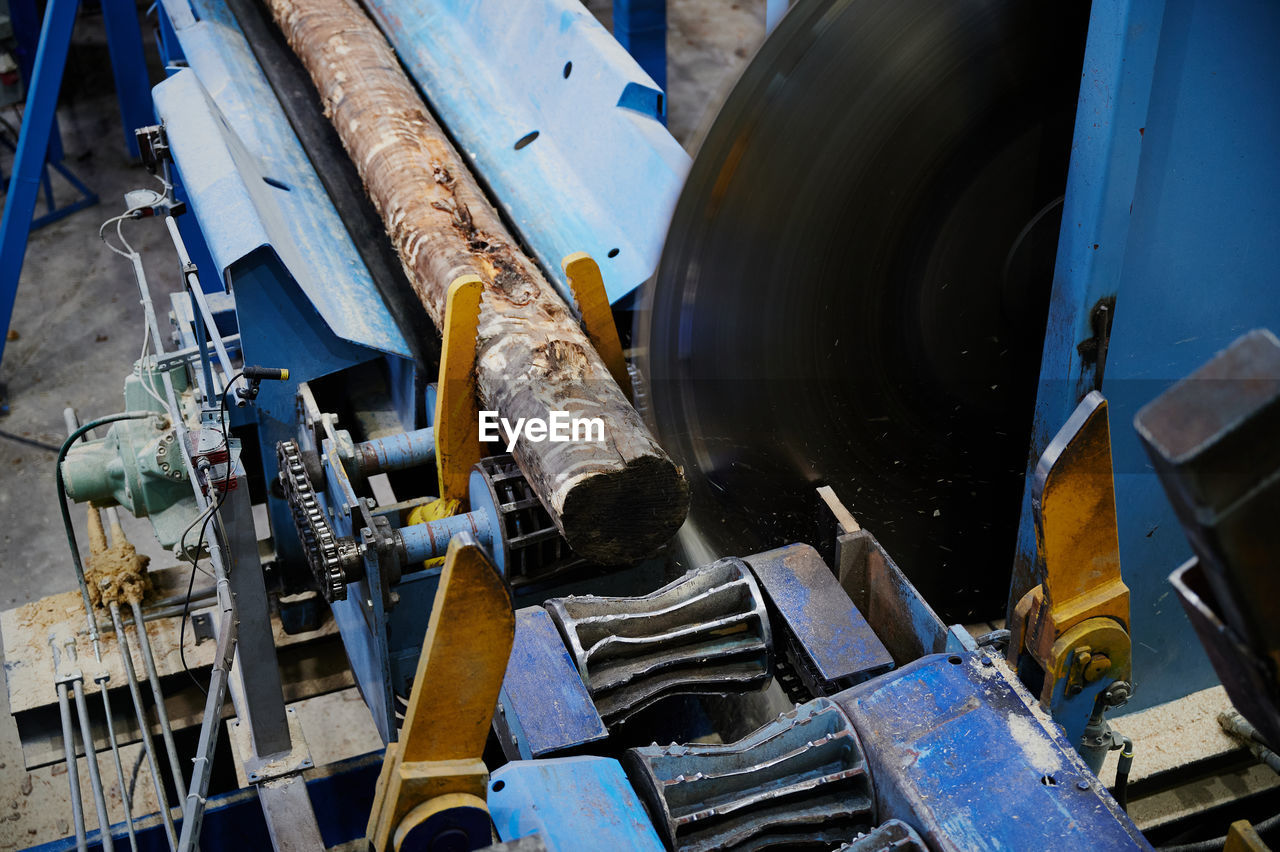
[56,412,159,627]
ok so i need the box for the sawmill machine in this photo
[5,0,1280,848]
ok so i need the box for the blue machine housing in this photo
[840,653,1151,852]
[1015,0,1280,713]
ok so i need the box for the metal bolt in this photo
[1076,780,1089,791]
[981,656,993,667]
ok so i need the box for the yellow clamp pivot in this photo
[563,252,633,400]
[366,533,514,851]
[434,276,485,504]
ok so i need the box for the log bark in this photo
[267,0,689,561]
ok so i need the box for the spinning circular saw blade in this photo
[637,0,1089,621]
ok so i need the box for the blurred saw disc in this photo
[637,0,1089,620]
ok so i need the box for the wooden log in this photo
[267,0,689,562]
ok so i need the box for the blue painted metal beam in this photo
[1099,0,1280,711]
[154,0,410,358]
[613,0,666,92]
[26,751,382,850]
[0,0,81,371]
[1011,0,1167,619]
[1019,0,1280,714]
[101,0,152,157]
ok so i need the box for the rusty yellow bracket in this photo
[366,534,514,851]
[1007,391,1131,709]
[434,275,485,504]
[563,252,633,400]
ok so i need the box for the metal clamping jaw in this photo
[626,697,875,851]
[544,557,773,726]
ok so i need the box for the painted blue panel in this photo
[490,757,664,852]
[498,607,606,760]
[362,0,689,304]
[839,654,1151,851]
[1100,0,1280,711]
[387,566,442,698]
[154,0,409,357]
[225,248,386,577]
[746,544,894,685]
[1013,0,1167,611]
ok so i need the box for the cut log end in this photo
[559,456,691,563]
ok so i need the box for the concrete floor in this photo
[0,1,765,848]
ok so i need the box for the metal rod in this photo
[109,604,178,850]
[97,511,139,849]
[62,413,137,850]
[55,673,87,850]
[131,598,188,802]
[95,594,217,635]
[179,606,236,851]
[96,672,139,852]
[71,678,115,851]
[398,510,493,563]
[163,216,245,402]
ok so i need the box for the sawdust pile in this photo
[85,507,151,607]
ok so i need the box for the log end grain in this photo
[559,455,691,563]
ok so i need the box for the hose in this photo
[1157,809,1280,852]
[1114,736,1134,812]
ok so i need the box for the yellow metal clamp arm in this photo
[563,252,633,400]
[434,275,485,504]
[1007,391,1131,709]
[366,533,515,851]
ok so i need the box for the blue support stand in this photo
[613,0,666,93]
[0,0,152,376]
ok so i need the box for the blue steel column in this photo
[101,0,153,157]
[1009,0,1166,617]
[613,0,666,92]
[0,0,80,371]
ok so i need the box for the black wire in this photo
[178,372,243,696]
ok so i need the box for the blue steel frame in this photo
[0,0,151,370]
[1018,0,1280,713]
[612,0,666,93]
